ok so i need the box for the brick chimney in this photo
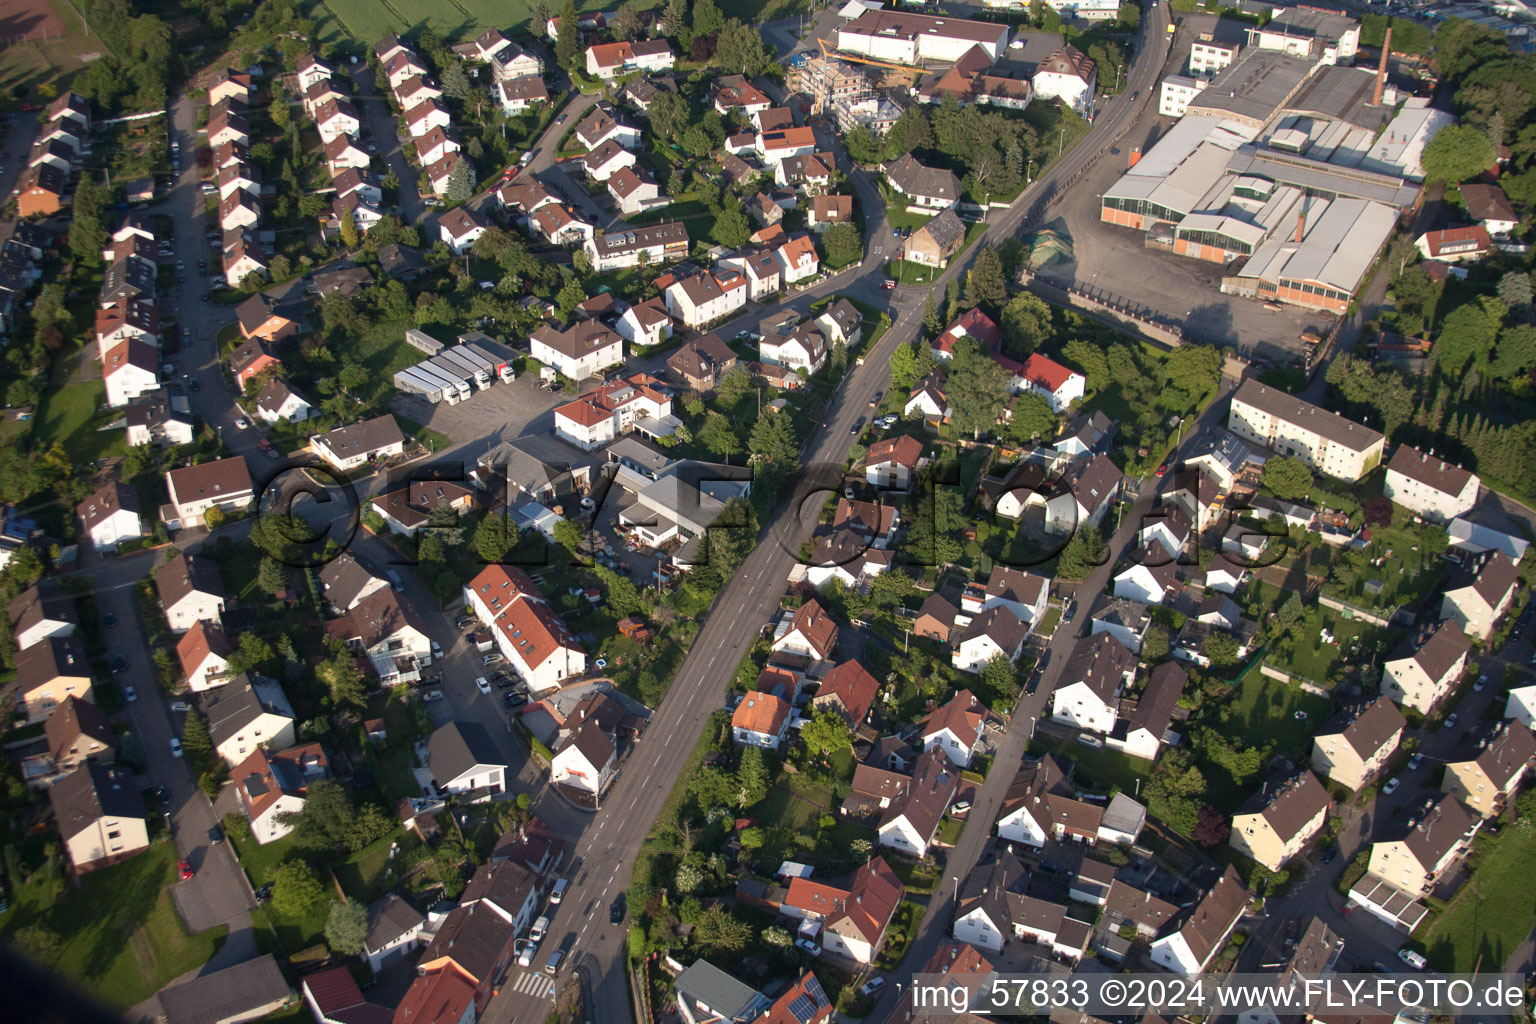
[1373,27,1392,107]
[1295,203,1306,243]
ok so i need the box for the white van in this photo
[549,878,569,904]
[529,915,550,943]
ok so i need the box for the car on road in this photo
[610,895,626,924]
[794,937,822,956]
[1398,949,1427,970]
[1382,777,1400,795]
[1408,752,1424,771]
[1475,674,1488,690]
[476,676,492,694]
[869,390,883,407]
[189,378,200,392]
[431,640,444,659]
[256,438,273,452]
[112,654,128,673]
[544,949,565,975]
[207,825,223,845]
[516,939,537,967]
[530,915,550,942]
[170,700,191,713]
[1156,463,1169,476]
[178,859,194,880]
[1444,712,1459,728]
[157,786,171,805]
[233,417,249,429]
[387,570,405,592]
[881,279,895,290]
[124,685,137,702]
[104,612,116,628]
[555,114,568,125]
[169,738,184,757]
[860,978,885,997]
[850,417,865,435]
[550,878,569,904]
[1321,844,1339,863]
[422,689,444,701]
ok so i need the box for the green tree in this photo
[474,514,519,562]
[964,246,1009,309]
[1421,124,1495,184]
[1140,626,1170,661]
[748,412,798,465]
[325,899,368,955]
[1056,526,1105,579]
[903,474,965,567]
[555,0,580,68]
[662,0,688,34]
[1202,631,1240,669]
[1435,300,1500,380]
[712,197,752,249]
[715,19,771,75]
[999,292,1052,358]
[5,379,38,408]
[444,159,474,204]
[257,556,286,596]
[922,290,943,337]
[699,412,741,462]
[553,517,584,554]
[557,278,587,321]
[1003,392,1057,444]
[735,743,770,807]
[273,860,328,917]
[693,906,752,954]
[317,650,367,711]
[693,0,724,37]
[69,174,108,267]
[1263,456,1313,500]
[980,654,1020,702]
[799,710,852,756]
[946,339,1010,438]
[820,222,862,269]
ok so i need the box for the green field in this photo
[0,841,228,1012]
[1423,813,1536,972]
[303,0,787,44]
[0,0,99,99]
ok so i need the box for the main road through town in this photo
[484,6,1172,1023]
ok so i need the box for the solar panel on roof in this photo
[804,974,827,1003]
[787,994,817,1022]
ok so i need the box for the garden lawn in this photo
[0,840,227,1012]
[332,830,403,903]
[1422,821,1536,972]
[1220,663,1335,761]
[396,416,452,453]
[1030,735,1152,796]
[32,377,124,463]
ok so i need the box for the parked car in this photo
[550,878,569,904]
[1321,844,1339,863]
[387,570,405,592]
[794,937,822,956]
[482,653,504,666]
[169,738,183,757]
[422,690,444,701]
[112,654,128,673]
[1408,753,1424,771]
[1382,777,1400,795]
[170,701,191,713]
[1444,712,1459,728]
[516,939,537,967]
[1398,948,1427,970]
[850,417,865,435]
[860,977,885,997]
[233,417,249,430]
[504,691,528,708]
[156,786,171,805]
[253,883,273,902]
[104,612,117,628]
[476,676,492,694]
[178,859,194,880]
[207,825,223,845]
[881,279,895,290]
[1475,674,1488,691]
[868,390,883,407]
[123,685,137,702]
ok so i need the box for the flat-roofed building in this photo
[836,10,1011,65]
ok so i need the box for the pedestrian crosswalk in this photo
[507,969,556,1001]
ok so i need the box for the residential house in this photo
[317,552,389,614]
[154,553,226,634]
[667,334,738,392]
[8,636,92,724]
[16,164,65,217]
[427,721,508,796]
[1415,226,1491,263]
[158,956,290,1024]
[438,207,487,256]
[363,893,426,974]
[1449,502,1531,564]
[1050,633,1137,735]
[323,135,370,175]
[732,689,793,749]
[550,692,625,797]
[417,902,519,1013]
[1460,182,1518,238]
[1381,619,1471,714]
[996,753,1094,848]
[102,339,159,409]
[228,337,281,391]
[392,969,476,1024]
[871,748,957,859]
[882,154,961,209]
[952,607,1027,675]
[775,233,820,284]
[531,321,625,382]
[313,98,361,144]
[784,857,905,964]
[251,378,314,425]
[921,689,988,767]
[206,108,250,149]
[461,565,586,695]
[777,152,834,193]
[1147,866,1249,975]
[759,318,828,374]
[905,373,950,428]
[1440,548,1519,642]
[7,585,77,651]
[324,587,433,686]
[207,68,253,106]
[552,373,671,450]
[1102,878,1180,949]
[1033,45,1097,114]
[617,297,673,349]
[1366,796,1477,896]
[94,298,160,359]
[50,763,148,871]
[36,696,115,783]
[1089,596,1152,653]
[223,236,269,288]
[415,126,462,171]
[312,414,405,472]
[1042,453,1123,534]
[76,480,143,552]
[1311,696,1406,792]
[1018,352,1086,412]
[1230,771,1332,871]
[585,221,690,270]
[664,267,748,329]
[164,456,253,528]
[1228,380,1385,482]
[176,621,234,692]
[904,209,965,268]
[865,435,924,490]
[772,598,839,661]
[369,481,475,538]
[585,39,674,79]
[810,194,854,233]
[1384,446,1480,522]
[202,674,297,766]
[914,593,958,643]
[812,659,881,730]
[1205,553,1248,594]
[302,967,392,1024]
[1112,549,1179,606]
[1111,661,1186,760]
[460,858,541,938]
[234,743,328,844]
[1442,721,1535,818]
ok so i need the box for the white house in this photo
[439,208,488,256]
[426,721,508,796]
[176,620,233,692]
[324,587,433,686]
[313,99,362,144]
[251,378,314,425]
[617,298,673,348]
[530,321,625,382]
[551,373,672,451]
[922,689,988,767]
[50,763,150,873]
[731,689,792,748]
[1442,549,1520,642]
[101,339,159,408]
[202,675,297,767]
[76,480,143,552]
[1113,661,1186,761]
[865,435,924,490]
[1384,446,1480,522]
[164,456,253,529]
[877,749,960,859]
[550,712,617,797]
[775,234,820,284]
[664,268,748,329]
[1017,353,1086,412]
[1112,552,1178,606]
[760,320,828,374]
[234,744,327,844]
[772,599,839,661]
[462,565,586,695]
[362,895,426,974]
[311,415,405,472]
[1050,634,1136,736]
[952,607,1027,675]
[1033,45,1097,114]
[1381,620,1471,714]
[154,553,226,635]
[1148,866,1248,975]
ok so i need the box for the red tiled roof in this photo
[1020,352,1079,393]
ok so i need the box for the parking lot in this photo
[391,368,571,455]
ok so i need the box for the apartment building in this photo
[1227,379,1384,481]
